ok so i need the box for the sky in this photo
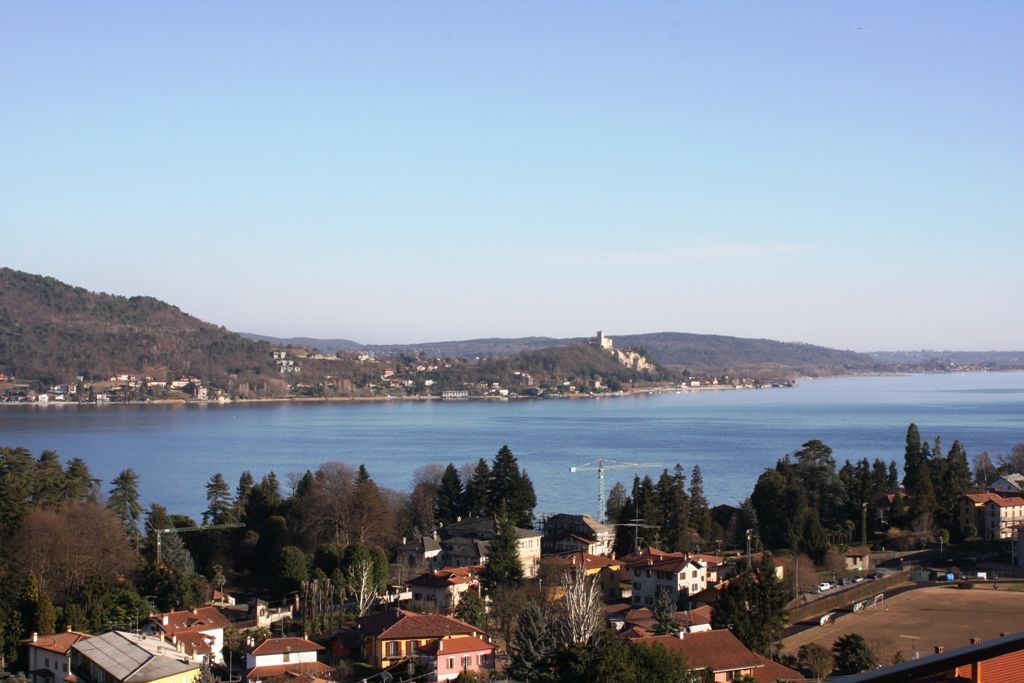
[2,2,1022,351]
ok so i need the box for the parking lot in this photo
[781,584,1024,664]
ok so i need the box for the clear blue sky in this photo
[2,2,1021,350]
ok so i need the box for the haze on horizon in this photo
[2,3,1021,352]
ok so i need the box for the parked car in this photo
[852,576,865,583]
[817,582,832,592]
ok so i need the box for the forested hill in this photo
[0,268,271,384]
[612,332,878,375]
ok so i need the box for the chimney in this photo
[191,608,198,615]
[32,632,38,643]
[438,639,443,653]
[171,634,177,644]
[162,614,169,626]
[66,625,72,633]
[402,537,407,545]
[935,646,944,654]
[971,638,981,645]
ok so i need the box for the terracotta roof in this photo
[169,632,214,656]
[147,606,231,633]
[542,552,621,571]
[407,570,476,588]
[677,605,713,627]
[258,672,331,683]
[630,630,763,673]
[357,610,481,640]
[964,492,1024,508]
[846,546,872,557]
[251,638,324,656]
[24,632,92,654]
[418,636,495,656]
[750,653,801,682]
[246,662,334,681]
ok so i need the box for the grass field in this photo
[781,584,1024,665]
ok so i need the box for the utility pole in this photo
[746,529,753,566]
[862,502,869,570]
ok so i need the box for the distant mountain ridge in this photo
[243,330,879,376]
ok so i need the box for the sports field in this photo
[781,584,1024,665]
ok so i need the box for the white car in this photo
[817,582,832,592]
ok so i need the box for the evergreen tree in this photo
[903,423,923,488]
[657,466,691,551]
[887,460,900,488]
[108,469,142,541]
[463,458,491,517]
[799,508,828,563]
[507,601,555,682]
[455,590,487,629]
[938,440,971,533]
[480,513,524,594]
[653,587,676,634]
[33,451,65,509]
[203,473,234,525]
[435,463,465,524]
[711,552,788,656]
[488,445,537,528]
[605,482,628,524]
[62,457,98,504]
[832,633,877,675]
[236,470,254,501]
[688,465,712,542]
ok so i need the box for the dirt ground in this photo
[781,584,1024,665]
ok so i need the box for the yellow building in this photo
[355,609,488,670]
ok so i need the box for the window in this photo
[462,656,471,669]
[387,641,400,657]
[633,569,640,577]
[283,652,290,663]
[45,658,50,668]
[633,581,641,590]
[644,596,653,606]
[447,657,455,669]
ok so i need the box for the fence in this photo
[788,571,909,624]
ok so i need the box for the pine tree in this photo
[711,552,788,656]
[605,482,628,524]
[203,473,234,525]
[435,463,465,524]
[507,601,555,682]
[62,457,98,504]
[653,588,676,634]
[656,466,691,552]
[463,458,491,517]
[488,445,537,528]
[108,469,142,541]
[480,513,524,594]
[833,633,877,675]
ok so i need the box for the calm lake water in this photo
[1,372,1022,523]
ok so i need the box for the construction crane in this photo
[155,522,245,566]
[569,459,660,522]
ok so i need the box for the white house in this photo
[245,637,331,683]
[629,557,708,610]
[23,630,91,683]
[140,607,231,664]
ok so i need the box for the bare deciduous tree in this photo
[557,565,603,647]
[347,554,378,617]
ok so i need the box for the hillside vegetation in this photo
[0,268,272,385]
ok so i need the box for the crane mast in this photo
[155,522,245,566]
[569,458,660,521]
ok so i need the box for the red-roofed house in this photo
[628,556,708,609]
[407,567,479,615]
[354,609,489,671]
[959,492,1024,540]
[630,630,799,682]
[418,636,496,681]
[245,638,332,683]
[23,630,92,683]
[141,607,232,664]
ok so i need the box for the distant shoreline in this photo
[4,368,1022,410]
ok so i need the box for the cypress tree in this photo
[688,465,712,542]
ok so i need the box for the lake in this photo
[1,372,1022,524]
